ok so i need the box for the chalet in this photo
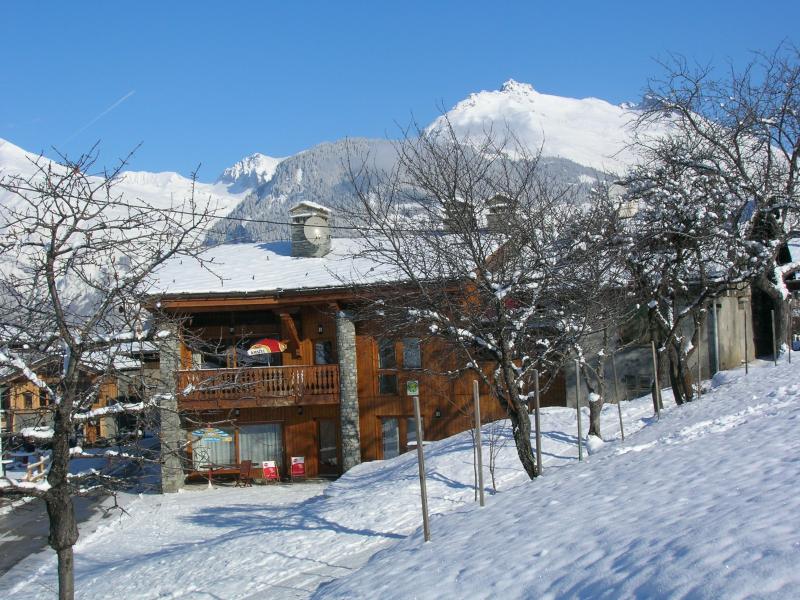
[152,202,565,491]
[0,357,119,444]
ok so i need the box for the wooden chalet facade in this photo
[0,358,119,444]
[154,203,564,489]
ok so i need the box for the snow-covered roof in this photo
[152,237,399,297]
[289,201,332,215]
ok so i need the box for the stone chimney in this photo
[290,201,332,257]
[442,196,477,233]
[486,194,513,232]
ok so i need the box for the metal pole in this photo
[650,341,662,419]
[532,370,542,474]
[771,309,778,366]
[413,395,431,540]
[697,319,702,398]
[574,360,583,461]
[712,302,721,373]
[610,351,625,442]
[472,380,485,507]
[0,406,4,478]
[789,317,792,364]
[744,304,749,375]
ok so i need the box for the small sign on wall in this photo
[406,380,420,396]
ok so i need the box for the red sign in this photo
[290,456,305,478]
[262,460,279,481]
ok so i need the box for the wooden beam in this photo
[279,313,302,357]
[178,394,339,411]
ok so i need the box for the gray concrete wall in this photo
[564,287,755,407]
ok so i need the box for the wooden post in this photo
[650,341,662,419]
[532,370,543,474]
[574,360,583,461]
[771,309,778,366]
[610,351,625,442]
[472,380,485,507]
[744,306,749,375]
[413,395,431,541]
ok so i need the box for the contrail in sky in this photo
[64,90,136,143]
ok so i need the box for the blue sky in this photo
[2,1,798,179]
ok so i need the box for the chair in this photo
[235,460,254,487]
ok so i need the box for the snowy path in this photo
[2,372,701,598]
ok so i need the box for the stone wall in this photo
[336,310,361,471]
[157,323,186,493]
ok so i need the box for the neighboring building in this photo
[564,284,756,406]
[152,202,564,490]
[0,357,119,444]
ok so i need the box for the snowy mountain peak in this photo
[217,152,285,193]
[499,79,536,94]
[433,80,667,174]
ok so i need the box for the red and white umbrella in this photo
[247,338,287,356]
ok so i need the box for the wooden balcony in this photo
[177,364,340,410]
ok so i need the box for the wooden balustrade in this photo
[177,364,340,409]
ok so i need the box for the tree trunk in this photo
[496,350,538,480]
[507,403,538,479]
[56,547,75,600]
[46,488,78,600]
[582,362,605,439]
[667,343,696,406]
[47,403,79,600]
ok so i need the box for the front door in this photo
[317,419,340,476]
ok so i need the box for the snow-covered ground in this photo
[2,359,797,598]
[320,360,800,599]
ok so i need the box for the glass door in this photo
[239,423,284,473]
[381,417,400,459]
[317,419,339,476]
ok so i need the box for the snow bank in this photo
[317,360,800,599]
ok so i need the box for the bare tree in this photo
[0,146,218,600]
[638,45,800,351]
[340,119,614,479]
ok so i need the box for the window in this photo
[403,338,422,369]
[381,417,399,459]
[378,338,398,394]
[378,373,398,395]
[0,387,8,411]
[239,423,283,466]
[191,427,235,469]
[315,341,334,365]
[39,389,49,407]
[23,392,33,409]
[318,419,338,469]
[378,339,397,369]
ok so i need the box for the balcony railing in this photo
[177,364,340,409]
